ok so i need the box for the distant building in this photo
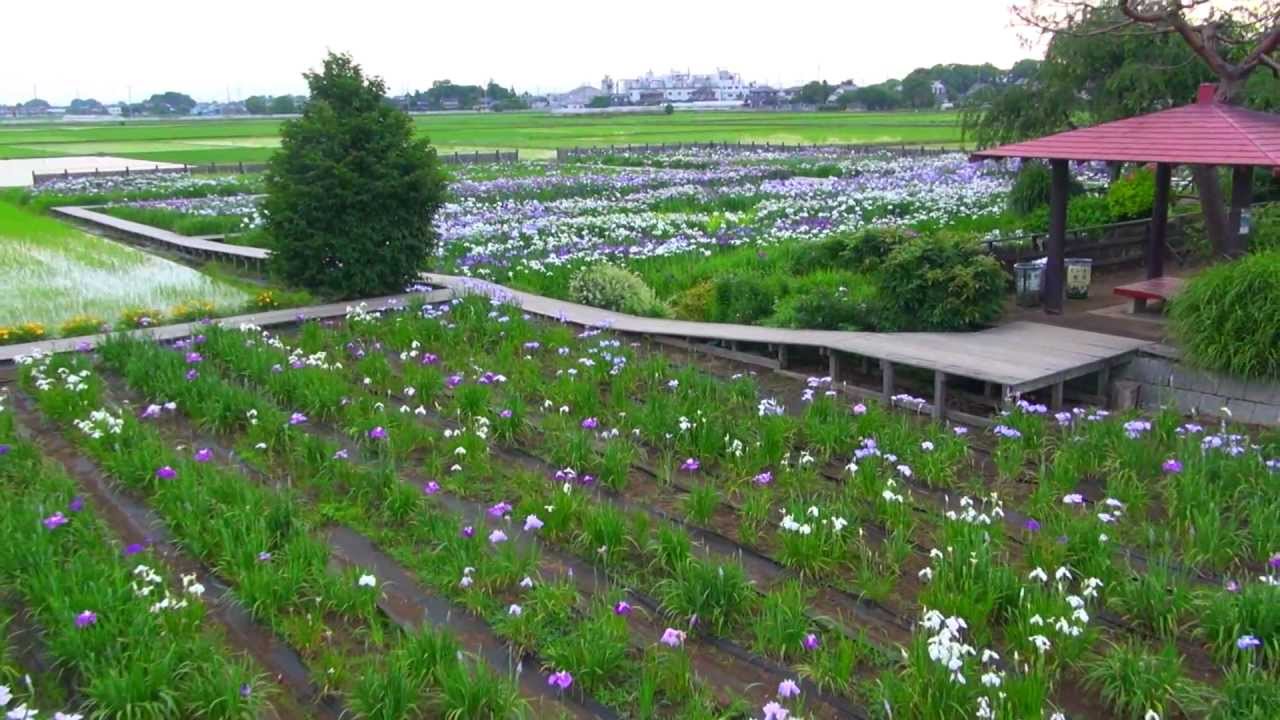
[191,101,246,117]
[931,80,948,103]
[747,86,781,107]
[548,85,604,109]
[826,83,858,104]
[618,69,752,104]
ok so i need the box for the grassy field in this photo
[0,111,964,165]
[0,199,250,329]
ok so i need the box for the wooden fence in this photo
[32,162,266,186]
[439,150,519,165]
[32,150,518,185]
[986,215,1199,273]
[556,141,957,163]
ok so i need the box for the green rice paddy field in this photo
[0,110,963,164]
[0,200,250,330]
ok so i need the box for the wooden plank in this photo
[423,274,1152,393]
[647,335,780,370]
[52,205,269,261]
[0,290,450,364]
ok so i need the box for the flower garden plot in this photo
[0,392,267,720]
[82,150,1116,312]
[9,353,551,720]
[93,326,853,719]
[261,299,1277,717]
[9,295,1277,719]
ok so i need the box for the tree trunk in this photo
[1191,164,1233,258]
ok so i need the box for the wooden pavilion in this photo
[971,83,1280,313]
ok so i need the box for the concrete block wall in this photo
[1115,347,1280,426]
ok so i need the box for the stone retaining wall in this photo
[1115,345,1280,426]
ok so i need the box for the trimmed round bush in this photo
[569,264,669,317]
[1171,251,1280,380]
[264,52,447,298]
[672,281,714,321]
[876,234,1008,331]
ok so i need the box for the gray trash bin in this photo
[1014,261,1044,307]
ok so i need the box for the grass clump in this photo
[100,205,248,236]
[1171,251,1280,380]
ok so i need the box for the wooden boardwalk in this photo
[24,197,1152,416]
[52,205,269,267]
[424,273,1152,416]
[0,291,450,365]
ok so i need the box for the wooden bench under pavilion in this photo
[1113,276,1187,313]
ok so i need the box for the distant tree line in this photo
[789,60,1043,112]
[397,80,530,111]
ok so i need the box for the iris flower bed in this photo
[92,150,1118,326]
[6,294,1277,718]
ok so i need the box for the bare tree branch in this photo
[1259,52,1280,76]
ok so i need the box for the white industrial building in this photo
[617,70,753,104]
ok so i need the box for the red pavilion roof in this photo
[971,84,1280,167]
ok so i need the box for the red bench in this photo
[1113,276,1186,313]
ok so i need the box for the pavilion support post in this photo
[932,371,947,421]
[1044,159,1069,314]
[1228,165,1253,256]
[1148,163,1172,279]
[881,360,895,404]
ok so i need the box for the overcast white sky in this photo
[3,0,1043,104]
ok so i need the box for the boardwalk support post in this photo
[1096,365,1111,402]
[881,360,894,404]
[932,371,947,421]
[1050,382,1065,411]
[777,344,790,369]
[829,351,841,384]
